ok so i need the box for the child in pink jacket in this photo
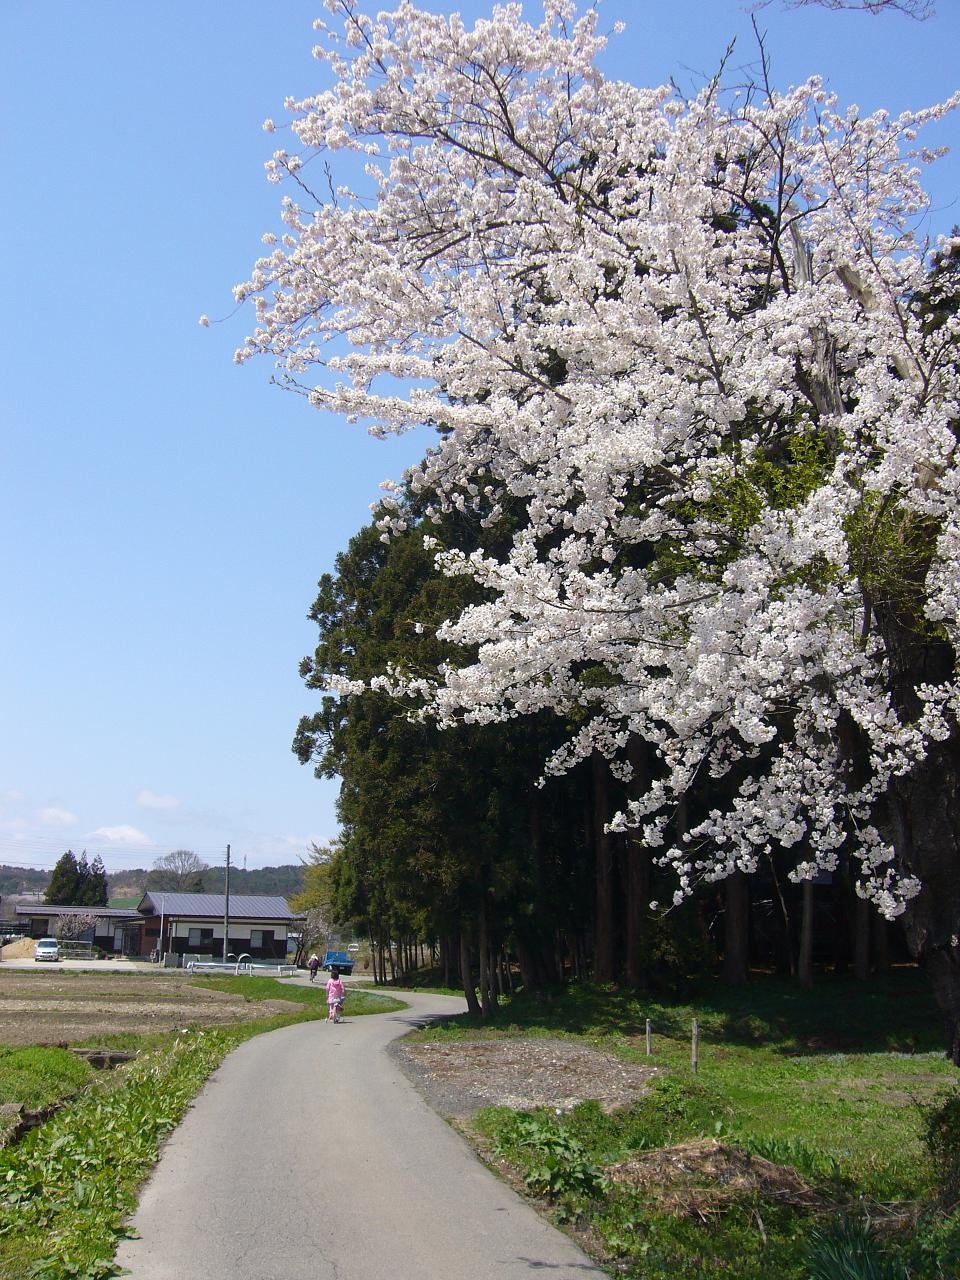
[326,967,345,1021]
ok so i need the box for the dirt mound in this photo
[397,1037,659,1115]
[1,938,37,960]
[607,1138,826,1215]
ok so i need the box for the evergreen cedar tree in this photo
[234,3,960,1057]
[44,851,108,907]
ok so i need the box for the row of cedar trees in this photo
[294,501,905,1016]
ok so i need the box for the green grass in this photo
[190,974,406,1015]
[0,1028,243,1280]
[411,971,958,1279]
[0,1048,93,1112]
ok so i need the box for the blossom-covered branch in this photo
[233,1,959,930]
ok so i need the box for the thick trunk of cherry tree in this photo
[514,786,560,992]
[798,880,815,990]
[873,916,890,974]
[624,840,651,989]
[723,871,750,986]
[853,896,871,981]
[889,739,960,1064]
[880,611,960,1063]
[592,752,616,983]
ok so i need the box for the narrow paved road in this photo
[115,988,605,1279]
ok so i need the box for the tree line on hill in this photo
[0,866,50,896]
[1,854,306,908]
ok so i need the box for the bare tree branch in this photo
[755,0,933,15]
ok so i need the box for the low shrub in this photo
[489,1111,608,1201]
[920,1090,960,1209]
[738,1133,845,1188]
[803,1216,908,1280]
[907,1207,960,1278]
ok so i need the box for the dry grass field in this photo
[0,969,294,1045]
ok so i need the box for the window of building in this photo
[188,927,214,947]
[250,929,274,949]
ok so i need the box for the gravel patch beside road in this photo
[391,1035,659,1117]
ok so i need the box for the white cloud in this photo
[88,825,155,847]
[36,807,79,828]
[136,790,180,811]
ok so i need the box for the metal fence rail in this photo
[184,957,298,977]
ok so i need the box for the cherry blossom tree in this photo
[233,1,960,1054]
[55,911,102,943]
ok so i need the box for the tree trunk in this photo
[832,871,850,975]
[592,751,616,983]
[623,739,650,989]
[853,894,871,981]
[867,581,960,1060]
[624,842,650,988]
[459,928,482,1016]
[766,853,796,976]
[723,870,750,986]
[478,898,493,1016]
[873,915,890,974]
[798,879,815,990]
[887,733,960,1062]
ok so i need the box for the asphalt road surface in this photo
[115,988,605,1280]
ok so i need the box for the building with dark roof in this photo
[14,903,143,953]
[137,892,299,962]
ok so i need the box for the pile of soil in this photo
[607,1138,826,1215]
[393,1036,659,1117]
[1,938,37,960]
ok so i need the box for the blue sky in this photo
[1,0,957,877]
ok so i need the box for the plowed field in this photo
[0,970,295,1045]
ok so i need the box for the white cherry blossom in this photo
[234,1,960,920]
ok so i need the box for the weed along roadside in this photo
[0,970,403,1280]
[391,972,960,1279]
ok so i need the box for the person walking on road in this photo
[326,965,345,1021]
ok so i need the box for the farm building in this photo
[13,903,143,953]
[136,892,299,962]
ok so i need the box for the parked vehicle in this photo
[34,938,60,963]
[322,950,353,975]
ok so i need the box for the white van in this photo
[34,937,61,962]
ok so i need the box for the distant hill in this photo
[2,862,306,903]
[0,865,49,895]
[201,865,306,897]
[107,864,306,901]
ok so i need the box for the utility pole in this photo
[222,844,231,963]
